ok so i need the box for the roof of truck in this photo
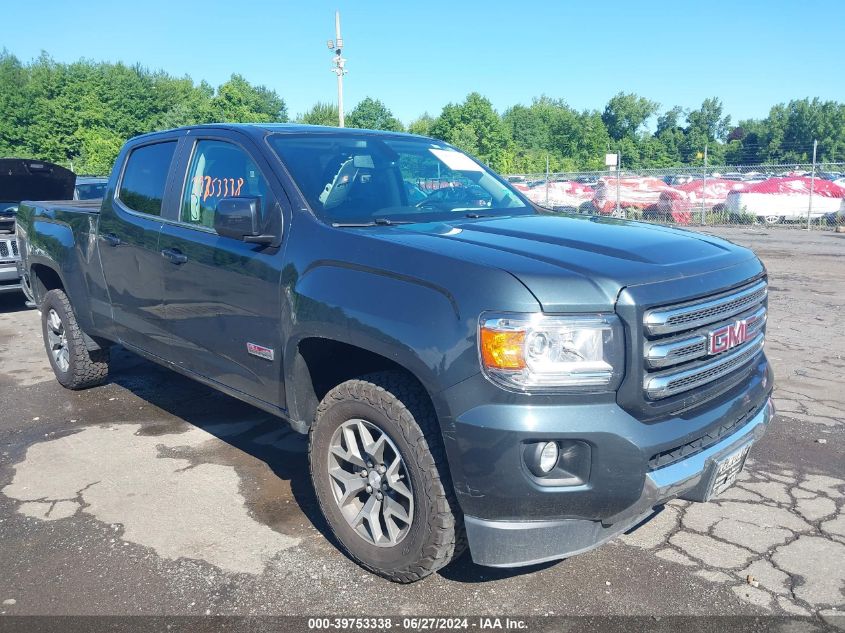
[131,123,428,144]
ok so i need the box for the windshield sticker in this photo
[192,175,245,201]
[429,149,483,172]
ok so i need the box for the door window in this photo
[181,140,268,229]
[118,141,177,216]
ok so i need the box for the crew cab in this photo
[16,124,774,582]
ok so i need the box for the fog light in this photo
[538,441,559,473]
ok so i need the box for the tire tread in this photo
[310,371,466,583]
[42,289,109,390]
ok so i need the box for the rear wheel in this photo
[41,289,110,389]
[309,371,464,583]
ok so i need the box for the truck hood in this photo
[0,159,76,215]
[365,214,760,311]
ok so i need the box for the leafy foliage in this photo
[346,97,403,132]
[2,49,844,178]
[0,51,287,174]
[295,102,340,127]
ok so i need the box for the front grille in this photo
[0,238,18,261]
[644,280,767,336]
[642,280,767,400]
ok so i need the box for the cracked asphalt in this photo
[0,227,842,620]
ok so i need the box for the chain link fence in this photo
[505,162,845,229]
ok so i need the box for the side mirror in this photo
[214,197,272,244]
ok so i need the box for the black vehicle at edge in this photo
[1,158,75,295]
[15,124,774,582]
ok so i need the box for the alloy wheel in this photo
[46,308,69,372]
[327,418,414,547]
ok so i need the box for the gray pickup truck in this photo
[16,124,773,582]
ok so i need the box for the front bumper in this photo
[465,397,772,567]
[0,262,22,294]
[439,353,773,568]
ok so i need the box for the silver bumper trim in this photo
[648,397,772,493]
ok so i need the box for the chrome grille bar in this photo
[0,238,15,261]
[643,280,767,336]
[645,306,766,369]
[644,333,765,399]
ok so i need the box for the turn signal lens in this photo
[480,328,526,370]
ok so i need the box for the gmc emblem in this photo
[709,319,748,354]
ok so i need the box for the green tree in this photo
[429,93,513,171]
[296,102,339,126]
[601,92,659,141]
[503,96,570,154]
[212,74,287,123]
[0,53,288,174]
[407,113,434,137]
[686,97,732,143]
[346,97,403,131]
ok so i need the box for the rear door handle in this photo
[160,248,188,265]
[103,233,121,247]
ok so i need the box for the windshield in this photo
[75,183,107,200]
[268,133,531,224]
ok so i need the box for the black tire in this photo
[309,371,465,583]
[41,289,110,389]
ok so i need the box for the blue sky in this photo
[2,0,843,126]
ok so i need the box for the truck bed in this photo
[22,199,102,214]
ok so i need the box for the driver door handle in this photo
[161,248,188,265]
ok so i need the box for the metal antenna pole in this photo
[327,11,347,127]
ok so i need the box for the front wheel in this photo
[41,289,110,389]
[309,371,464,582]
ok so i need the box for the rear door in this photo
[157,130,287,406]
[98,138,181,357]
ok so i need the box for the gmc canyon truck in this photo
[1,158,75,296]
[16,124,774,582]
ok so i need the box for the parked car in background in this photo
[574,175,601,187]
[725,176,845,224]
[74,176,108,200]
[664,174,704,186]
[0,158,75,295]
[821,198,845,226]
[641,190,691,224]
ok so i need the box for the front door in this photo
[158,134,286,406]
[98,139,180,358]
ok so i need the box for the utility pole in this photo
[701,143,708,225]
[615,151,621,215]
[807,139,817,230]
[545,154,550,207]
[326,11,347,127]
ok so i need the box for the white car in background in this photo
[726,176,845,224]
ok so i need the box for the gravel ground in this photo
[0,227,842,622]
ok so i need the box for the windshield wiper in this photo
[464,213,491,219]
[332,218,414,227]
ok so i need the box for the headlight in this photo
[479,313,624,393]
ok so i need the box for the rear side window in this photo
[118,142,177,216]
